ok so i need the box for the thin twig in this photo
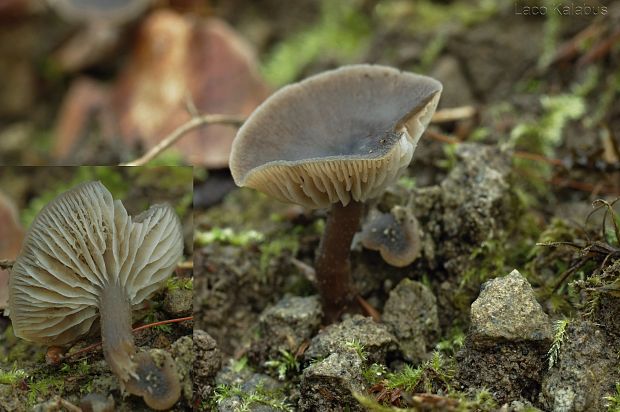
[431,106,476,123]
[64,316,193,360]
[120,114,245,166]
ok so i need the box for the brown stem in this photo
[99,281,136,384]
[315,201,363,323]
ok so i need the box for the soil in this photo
[194,1,620,411]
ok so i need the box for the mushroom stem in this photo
[99,281,137,384]
[315,201,363,323]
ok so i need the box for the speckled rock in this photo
[439,144,514,275]
[163,288,193,317]
[540,320,620,412]
[456,270,552,404]
[171,335,193,402]
[304,315,397,364]
[256,295,322,358]
[457,340,548,405]
[194,329,221,403]
[382,278,439,362]
[470,270,552,347]
[299,350,365,412]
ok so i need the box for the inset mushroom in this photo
[7,181,183,410]
[230,64,441,322]
[361,206,421,267]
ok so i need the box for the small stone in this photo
[258,295,322,356]
[80,393,115,412]
[540,320,620,411]
[171,335,193,402]
[163,288,193,317]
[457,270,553,404]
[299,350,365,412]
[470,270,552,347]
[382,278,439,362]
[193,330,221,401]
[304,315,397,364]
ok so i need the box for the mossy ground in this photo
[195,1,620,410]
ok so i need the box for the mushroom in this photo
[7,181,183,410]
[229,64,442,322]
[360,206,421,267]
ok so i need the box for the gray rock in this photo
[257,295,322,357]
[304,315,397,364]
[382,279,439,362]
[456,270,552,404]
[163,288,193,317]
[440,144,513,274]
[193,329,221,402]
[470,270,552,347]
[456,340,548,405]
[171,336,193,402]
[299,350,365,412]
[540,320,620,412]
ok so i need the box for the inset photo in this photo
[0,166,193,411]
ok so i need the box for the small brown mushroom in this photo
[7,181,183,410]
[230,64,441,322]
[361,206,421,267]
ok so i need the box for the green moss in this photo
[261,0,371,86]
[264,349,300,381]
[166,277,193,292]
[548,318,570,370]
[356,352,496,411]
[232,356,249,373]
[212,383,293,412]
[375,0,498,33]
[510,94,585,158]
[25,360,94,407]
[606,383,620,412]
[143,312,173,334]
[396,176,416,191]
[195,227,264,247]
[0,368,27,385]
[435,327,466,356]
[345,339,368,362]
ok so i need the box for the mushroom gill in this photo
[7,181,183,410]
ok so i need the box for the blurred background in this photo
[0,0,617,200]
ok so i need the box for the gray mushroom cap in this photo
[8,181,183,345]
[230,64,442,209]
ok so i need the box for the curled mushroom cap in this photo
[8,181,183,409]
[230,64,442,209]
[361,206,421,267]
